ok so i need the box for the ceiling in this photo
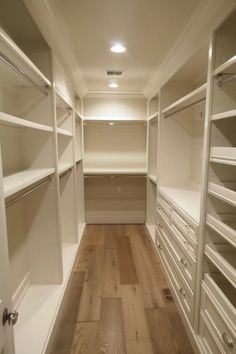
[46,0,202,95]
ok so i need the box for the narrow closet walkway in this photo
[51,225,194,354]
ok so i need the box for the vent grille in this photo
[106,70,124,77]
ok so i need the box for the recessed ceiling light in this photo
[108,81,119,88]
[110,43,126,53]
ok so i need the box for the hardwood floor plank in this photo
[96,298,126,354]
[52,322,75,353]
[77,245,104,321]
[104,225,118,249]
[125,339,154,354]
[130,228,166,309]
[102,249,121,298]
[121,285,150,341]
[117,236,139,284]
[70,322,99,354]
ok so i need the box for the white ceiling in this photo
[46,0,202,94]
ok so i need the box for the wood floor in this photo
[51,225,194,354]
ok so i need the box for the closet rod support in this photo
[5,177,51,208]
[0,51,49,95]
[164,97,206,119]
[84,174,147,178]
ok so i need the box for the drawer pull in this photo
[222,332,234,349]
[179,288,186,297]
[180,258,187,267]
[157,243,162,250]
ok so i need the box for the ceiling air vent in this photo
[106,70,124,77]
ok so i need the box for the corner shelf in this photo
[0,27,51,89]
[0,112,53,132]
[4,168,55,198]
[162,84,207,117]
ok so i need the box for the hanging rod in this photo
[5,177,51,208]
[84,174,147,179]
[217,72,236,87]
[0,51,50,95]
[164,97,206,119]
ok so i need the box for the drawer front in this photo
[159,222,196,290]
[172,215,198,258]
[157,199,171,220]
[199,315,224,354]
[157,232,194,324]
[157,208,197,259]
[173,207,198,241]
[201,282,236,354]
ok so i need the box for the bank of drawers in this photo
[155,223,195,325]
[199,273,236,354]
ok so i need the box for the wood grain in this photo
[125,339,154,354]
[96,298,126,354]
[117,236,139,284]
[104,225,118,249]
[70,322,99,354]
[121,285,150,341]
[102,249,121,298]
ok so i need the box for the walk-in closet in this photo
[0,1,235,353]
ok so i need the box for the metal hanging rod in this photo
[164,97,206,119]
[5,177,51,208]
[83,122,147,126]
[0,51,50,95]
[217,72,236,87]
[84,174,147,179]
[59,168,72,178]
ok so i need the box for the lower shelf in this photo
[13,234,85,354]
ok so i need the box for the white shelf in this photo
[214,55,236,76]
[146,223,156,242]
[56,127,73,137]
[84,117,146,125]
[84,168,147,175]
[56,87,73,109]
[212,109,236,121]
[208,182,236,207]
[162,84,207,117]
[210,147,236,166]
[0,112,53,132]
[159,185,201,223]
[207,214,236,248]
[14,242,79,354]
[4,168,55,198]
[75,157,82,164]
[148,112,159,121]
[75,110,83,120]
[205,244,236,288]
[148,175,157,184]
[58,162,74,175]
[0,27,51,89]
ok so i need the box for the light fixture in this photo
[109,122,114,126]
[110,43,126,53]
[108,81,119,88]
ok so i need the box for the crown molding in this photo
[23,0,88,98]
[144,0,236,98]
[85,90,146,99]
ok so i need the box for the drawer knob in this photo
[180,258,187,267]
[222,332,234,349]
[179,288,186,297]
[157,243,162,250]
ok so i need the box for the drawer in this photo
[201,273,236,353]
[199,315,224,354]
[159,222,196,290]
[157,198,171,219]
[173,205,198,241]
[158,232,194,324]
[172,215,198,258]
[157,207,197,259]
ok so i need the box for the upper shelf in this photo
[0,112,53,132]
[162,84,207,118]
[214,55,236,76]
[0,27,51,90]
[84,168,147,175]
[148,112,159,121]
[75,110,83,120]
[83,117,147,125]
[56,88,73,110]
[212,109,236,121]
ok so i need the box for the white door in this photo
[0,148,15,354]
